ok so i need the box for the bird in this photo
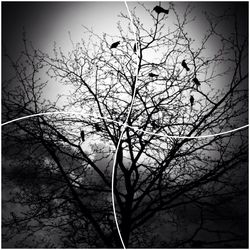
[192,77,201,88]
[133,43,137,53]
[149,73,159,77]
[117,70,121,81]
[181,60,190,71]
[95,123,101,132]
[153,6,169,15]
[80,131,85,142]
[110,41,120,49]
[190,95,194,108]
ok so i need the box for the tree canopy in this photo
[2,2,248,248]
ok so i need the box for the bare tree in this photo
[2,3,248,248]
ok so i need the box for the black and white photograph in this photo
[2,1,248,248]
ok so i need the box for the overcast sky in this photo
[2,1,248,115]
[3,2,247,56]
[3,2,126,55]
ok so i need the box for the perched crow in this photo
[190,95,194,108]
[153,6,169,15]
[149,73,159,77]
[193,77,201,87]
[110,41,120,49]
[133,43,137,53]
[80,131,85,142]
[181,60,190,71]
[117,70,121,81]
[95,123,101,132]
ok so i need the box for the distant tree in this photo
[2,2,248,248]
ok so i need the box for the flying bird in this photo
[153,6,169,15]
[80,131,85,142]
[193,77,201,88]
[110,41,120,49]
[190,95,194,108]
[149,73,159,77]
[181,60,190,71]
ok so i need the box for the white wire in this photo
[1,111,121,127]
[2,108,248,250]
[127,124,249,139]
[110,125,127,249]
[110,2,140,248]
[115,2,168,247]
[1,111,248,139]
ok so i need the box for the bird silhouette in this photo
[153,6,169,15]
[117,70,121,81]
[110,41,120,49]
[133,43,137,53]
[190,95,194,108]
[80,131,85,142]
[193,77,201,88]
[95,123,101,132]
[149,73,159,77]
[181,60,190,71]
